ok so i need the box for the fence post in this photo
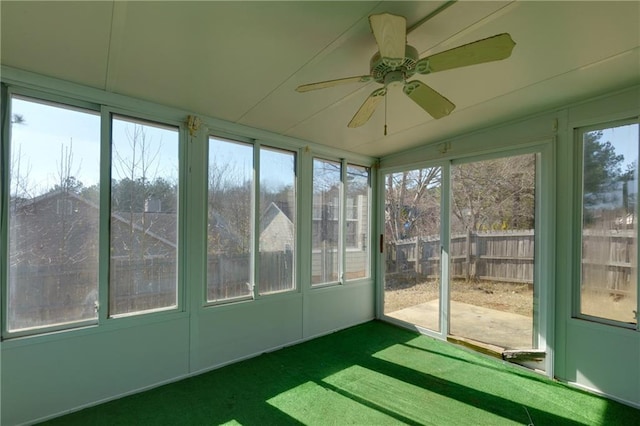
[415,237,422,275]
[386,242,395,273]
[465,229,472,281]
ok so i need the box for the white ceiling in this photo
[2,1,639,158]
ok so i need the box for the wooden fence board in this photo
[386,230,636,291]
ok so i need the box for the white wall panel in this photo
[555,86,640,408]
[305,281,375,338]
[192,295,304,372]
[2,317,190,425]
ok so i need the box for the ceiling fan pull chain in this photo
[384,93,388,136]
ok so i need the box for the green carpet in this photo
[41,321,639,425]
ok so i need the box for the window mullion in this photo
[98,107,112,323]
[340,159,347,284]
[252,142,260,299]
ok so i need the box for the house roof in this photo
[13,190,178,248]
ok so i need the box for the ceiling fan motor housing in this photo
[370,45,419,84]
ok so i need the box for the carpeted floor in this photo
[41,321,639,425]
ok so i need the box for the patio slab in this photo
[387,299,533,350]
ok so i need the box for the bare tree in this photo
[112,124,164,261]
[50,139,89,265]
[110,122,178,313]
[207,160,251,255]
[9,115,33,200]
[385,167,441,242]
[451,155,535,232]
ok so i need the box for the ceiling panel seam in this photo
[349,48,640,153]
[234,2,384,124]
[104,1,128,92]
[416,1,517,57]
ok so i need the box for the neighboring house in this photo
[208,210,246,255]
[9,190,178,267]
[9,190,100,267]
[259,202,294,252]
[312,193,368,251]
[111,211,177,260]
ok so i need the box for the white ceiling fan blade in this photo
[296,75,372,92]
[415,33,516,74]
[347,87,386,128]
[403,80,455,119]
[369,13,406,60]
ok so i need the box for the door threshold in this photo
[447,335,504,359]
[447,335,546,363]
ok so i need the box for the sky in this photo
[599,123,639,171]
[10,96,178,197]
[9,95,294,198]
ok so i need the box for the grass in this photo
[40,321,638,425]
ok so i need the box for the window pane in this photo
[259,147,296,294]
[384,167,442,332]
[312,159,341,285]
[580,123,638,324]
[7,96,100,332]
[207,138,253,302]
[450,154,536,349]
[110,116,179,316]
[345,164,370,280]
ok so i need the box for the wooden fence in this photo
[386,230,535,284]
[581,229,636,296]
[207,251,294,300]
[386,229,636,294]
[9,250,294,330]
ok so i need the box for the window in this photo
[578,121,638,325]
[312,159,371,285]
[7,95,100,332]
[206,140,298,302]
[109,116,179,316]
[207,138,253,302]
[259,147,296,294]
[345,164,370,279]
[312,159,341,284]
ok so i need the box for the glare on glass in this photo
[8,96,100,332]
[580,123,638,324]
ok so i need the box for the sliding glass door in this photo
[383,152,540,352]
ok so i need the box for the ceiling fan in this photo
[296,13,516,129]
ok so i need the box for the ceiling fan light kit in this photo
[296,12,516,129]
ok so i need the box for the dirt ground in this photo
[384,274,534,317]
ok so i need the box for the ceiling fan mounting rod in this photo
[384,70,405,87]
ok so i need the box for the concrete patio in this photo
[387,299,534,350]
